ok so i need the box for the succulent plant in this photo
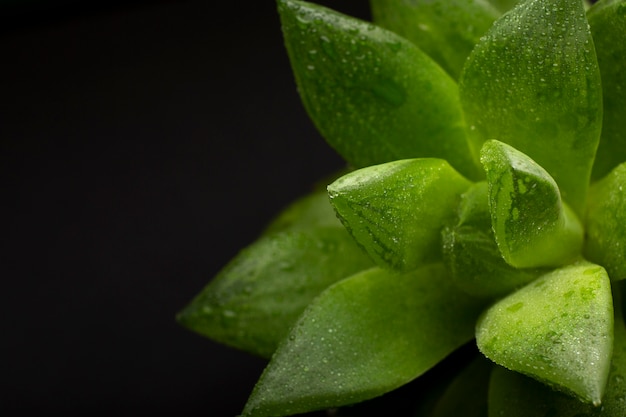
[177,0,626,415]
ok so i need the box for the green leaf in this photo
[442,181,544,297]
[177,228,373,358]
[487,291,626,416]
[263,190,343,235]
[588,0,626,180]
[585,162,626,281]
[480,140,583,268]
[370,0,500,79]
[476,261,614,405]
[460,0,603,215]
[430,356,493,417]
[242,264,487,417]
[327,159,472,271]
[277,0,482,180]
[488,0,521,13]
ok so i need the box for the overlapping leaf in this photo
[460,0,603,215]
[370,0,499,79]
[278,0,482,180]
[242,264,486,417]
[476,262,614,405]
[328,159,471,271]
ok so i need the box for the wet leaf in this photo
[263,190,342,235]
[370,0,499,79]
[460,0,603,215]
[487,290,626,416]
[277,0,482,180]
[442,181,544,297]
[328,159,472,271]
[177,228,373,358]
[585,162,626,281]
[480,140,583,268]
[588,0,626,179]
[476,261,614,405]
[242,264,487,417]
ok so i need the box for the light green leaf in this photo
[585,162,626,281]
[177,228,373,358]
[460,0,603,215]
[328,159,472,271]
[442,181,544,297]
[476,261,614,405]
[430,356,493,417]
[242,264,487,417]
[370,0,500,79]
[588,0,626,180]
[487,290,626,416]
[480,140,583,268]
[277,0,482,180]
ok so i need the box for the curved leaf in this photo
[487,296,626,416]
[277,0,482,180]
[177,228,373,358]
[460,0,603,215]
[476,261,614,405]
[263,190,342,235]
[480,140,583,268]
[370,0,500,79]
[588,0,626,179]
[585,162,626,281]
[242,264,487,417]
[328,159,472,271]
[442,181,544,297]
[488,0,521,13]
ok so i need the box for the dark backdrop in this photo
[1,1,371,416]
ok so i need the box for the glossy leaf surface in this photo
[278,0,482,180]
[177,228,373,358]
[328,159,472,271]
[476,262,614,405]
[585,163,626,281]
[370,0,499,79]
[263,190,342,235]
[480,140,583,268]
[487,297,626,416]
[442,181,543,297]
[242,264,486,417]
[588,0,626,179]
[460,0,603,215]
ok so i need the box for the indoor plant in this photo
[177,0,626,415]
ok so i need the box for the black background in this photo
[1,1,371,416]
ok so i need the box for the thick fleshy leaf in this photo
[370,0,499,79]
[328,159,472,271]
[488,0,520,12]
[487,295,626,416]
[263,190,342,235]
[430,356,493,417]
[442,181,544,297]
[277,0,482,180]
[241,264,487,417]
[460,0,603,215]
[177,228,373,358]
[588,0,626,180]
[585,162,626,281]
[476,262,614,405]
[480,140,583,268]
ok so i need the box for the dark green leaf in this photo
[460,0,603,215]
[588,0,626,179]
[277,0,482,180]
[488,0,521,13]
[584,163,626,281]
[370,0,499,79]
[242,264,487,417]
[177,228,373,358]
[487,292,626,416]
[263,190,342,235]
[328,159,472,271]
[480,140,583,268]
[476,261,614,405]
[442,181,544,297]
